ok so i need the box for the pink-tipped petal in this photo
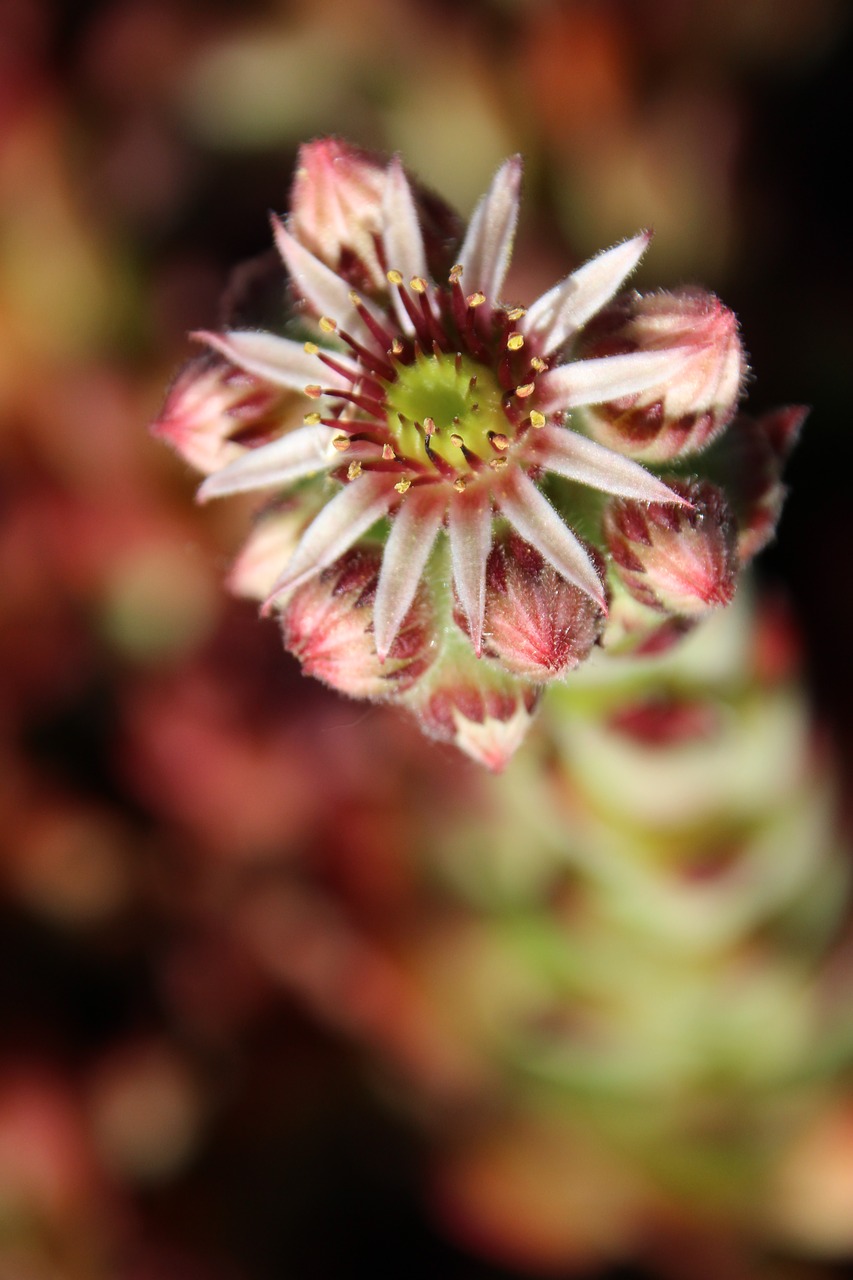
[382,157,429,335]
[373,488,444,660]
[522,230,651,353]
[193,329,356,391]
[197,424,337,501]
[448,486,491,655]
[538,346,697,412]
[266,472,395,602]
[272,220,385,346]
[527,426,689,505]
[497,470,606,610]
[456,156,522,300]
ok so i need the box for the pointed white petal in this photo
[273,219,387,347]
[538,346,698,412]
[266,472,395,601]
[448,486,492,656]
[457,156,522,300]
[194,329,357,390]
[527,426,689,505]
[373,488,444,660]
[197,424,337,501]
[497,470,606,610]
[382,157,429,337]
[522,231,651,353]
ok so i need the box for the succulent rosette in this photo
[154,138,799,768]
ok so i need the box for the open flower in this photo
[196,148,691,664]
[154,139,791,766]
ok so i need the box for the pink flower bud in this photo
[604,479,738,616]
[455,534,604,682]
[577,289,747,463]
[281,548,436,699]
[406,659,541,772]
[227,495,325,601]
[152,354,291,475]
[290,138,389,292]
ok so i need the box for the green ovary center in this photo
[384,353,507,472]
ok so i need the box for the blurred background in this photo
[2,1,853,1277]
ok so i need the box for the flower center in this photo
[384,352,507,474]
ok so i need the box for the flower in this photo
[195,146,692,663]
[154,139,792,766]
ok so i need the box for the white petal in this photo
[382,157,428,336]
[194,329,356,390]
[373,488,444,660]
[497,470,606,610]
[538,347,697,412]
[266,472,395,601]
[528,426,689,505]
[197,424,337,501]
[273,219,388,348]
[522,231,651,353]
[457,156,522,300]
[449,486,492,656]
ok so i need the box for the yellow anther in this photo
[453,477,467,492]
[409,276,427,294]
[489,456,508,471]
[507,333,524,351]
[303,411,322,425]
[450,433,464,448]
[304,342,319,355]
[394,477,412,494]
[390,338,404,355]
[387,269,404,286]
[332,435,351,452]
[529,410,546,428]
[449,264,463,283]
[467,291,486,308]
[507,307,526,321]
[515,382,535,399]
[348,290,362,305]
[490,433,509,451]
[304,384,322,399]
[319,316,337,333]
[347,460,363,480]
[530,356,547,372]
[423,417,436,436]
[381,443,395,460]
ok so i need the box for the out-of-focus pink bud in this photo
[281,548,436,699]
[228,494,326,601]
[456,534,604,682]
[716,406,807,563]
[604,479,738,616]
[577,289,747,463]
[151,354,293,475]
[290,138,390,293]
[406,656,541,772]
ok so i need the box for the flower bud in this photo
[604,479,738,616]
[577,289,746,463]
[405,649,541,772]
[714,406,807,563]
[290,138,389,292]
[281,548,436,700]
[227,494,325,601]
[152,354,292,475]
[456,534,604,682]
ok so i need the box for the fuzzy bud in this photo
[456,534,604,682]
[604,479,738,617]
[152,354,293,476]
[713,406,807,563]
[290,138,390,293]
[577,289,746,463]
[405,651,541,772]
[228,494,326,601]
[281,548,436,699]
